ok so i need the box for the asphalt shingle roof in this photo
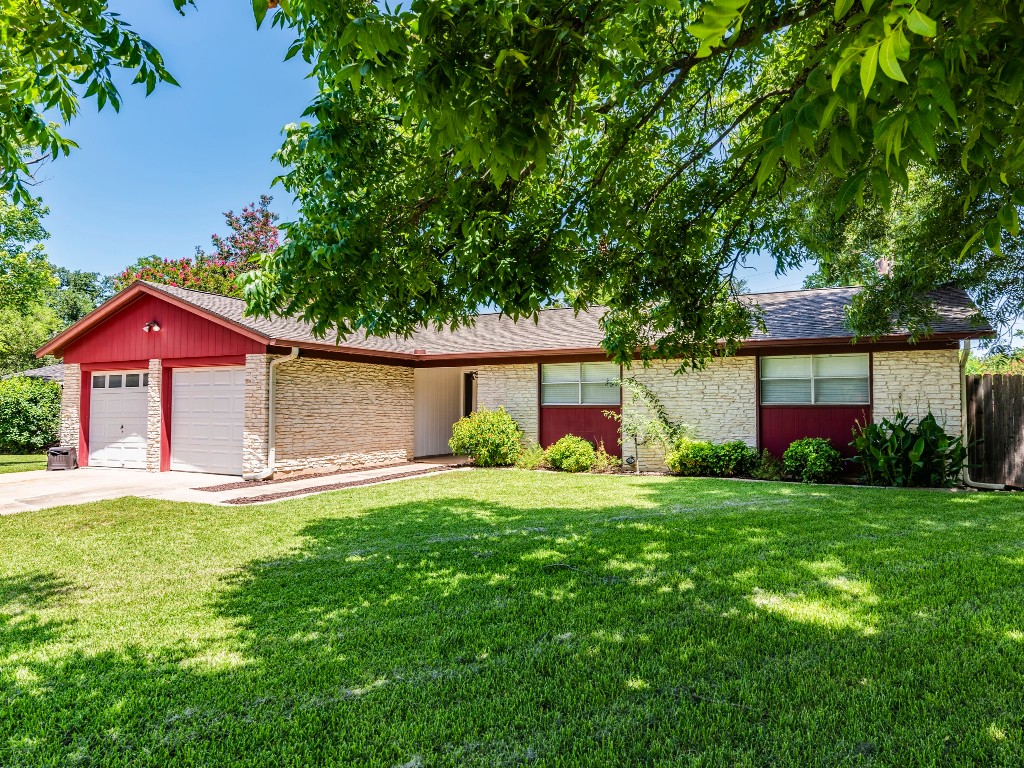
[145,281,989,357]
[2,363,65,382]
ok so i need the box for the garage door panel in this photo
[89,370,149,469]
[171,367,244,476]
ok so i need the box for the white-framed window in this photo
[91,373,149,389]
[760,354,869,405]
[541,362,621,406]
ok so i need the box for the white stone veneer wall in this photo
[872,349,963,435]
[243,354,271,476]
[623,357,758,469]
[271,357,415,475]
[60,363,81,449]
[475,364,539,445]
[145,359,162,471]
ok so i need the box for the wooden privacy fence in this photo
[966,374,1024,488]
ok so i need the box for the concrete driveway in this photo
[0,459,467,515]
[0,467,234,515]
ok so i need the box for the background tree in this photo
[0,304,59,376]
[51,268,115,327]
[1,196,55,312]
[1,1,187,201]
[117,197,280,297]
[245,0,1023,366]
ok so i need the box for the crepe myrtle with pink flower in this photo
[116,196,279,297]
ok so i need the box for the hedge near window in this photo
[0,376,61,453]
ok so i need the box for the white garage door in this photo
[89,371,149,469]
[171,367,245,475]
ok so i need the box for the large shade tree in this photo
[242,0,1023,365]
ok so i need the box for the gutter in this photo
[243,347,300,481]
[959,339,1006,491]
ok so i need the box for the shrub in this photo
[708,441,757,477]
[592,441,622,473]
[515,443,547,470]
[749,449,785,481]
[545,435,597,473]
[666,439,755,477]
[665,440,717,476]
[851,411,967,487]
[448,407,523,467]
[783,437,843,484]
[0,376,61,453]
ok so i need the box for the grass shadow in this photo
[1,474,1023,765]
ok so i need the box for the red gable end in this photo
[62,293,266,365]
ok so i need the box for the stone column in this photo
[146,359,162,472]
[60,363,82,448]
[243,354,272,476]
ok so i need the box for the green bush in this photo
[708,441,757,477]
[515,443,547,470]
[851,411,967,487]
[544,435,596,473]
[0,376,61,453]
[666,439,755,477]
[448,407,523,467]
[665,440,717,476]
[783,437,843,484]
[749,449,785,481]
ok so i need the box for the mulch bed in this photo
[221,464,465,505]
[192,461,418,492]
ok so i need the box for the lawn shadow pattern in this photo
[2,475,1024,766]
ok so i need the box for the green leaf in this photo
[832,49,860,90]
[998,202,1020,236]
[860,44,879,97]
[252,0,269,29]
[879,36,908,83]
[834,0,854,20]
[905,7,937,37]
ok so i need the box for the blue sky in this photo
[36,1,809,293]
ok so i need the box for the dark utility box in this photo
[46,446,78,471]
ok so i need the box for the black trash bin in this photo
[46,446,78,471]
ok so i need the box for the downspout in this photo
[243,347,300,481]
[959,339,1006,491]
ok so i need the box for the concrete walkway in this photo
[0,459,466,515]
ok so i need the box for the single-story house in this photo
[36,280,989,477]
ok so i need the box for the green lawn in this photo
[0,454,45,474]
[2,472,1024,766]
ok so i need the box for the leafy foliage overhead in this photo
[1,0,189,201]
[244,0,1023,365]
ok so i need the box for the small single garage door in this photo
[171,367,245,475]
[89,371,149,468]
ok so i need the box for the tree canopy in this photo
[241,0,1023,365]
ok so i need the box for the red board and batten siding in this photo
[62,294,264,365]
[756,354,872,458]
[537,364,623,457]
[540,406,623,456]
[759,406,870,458]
